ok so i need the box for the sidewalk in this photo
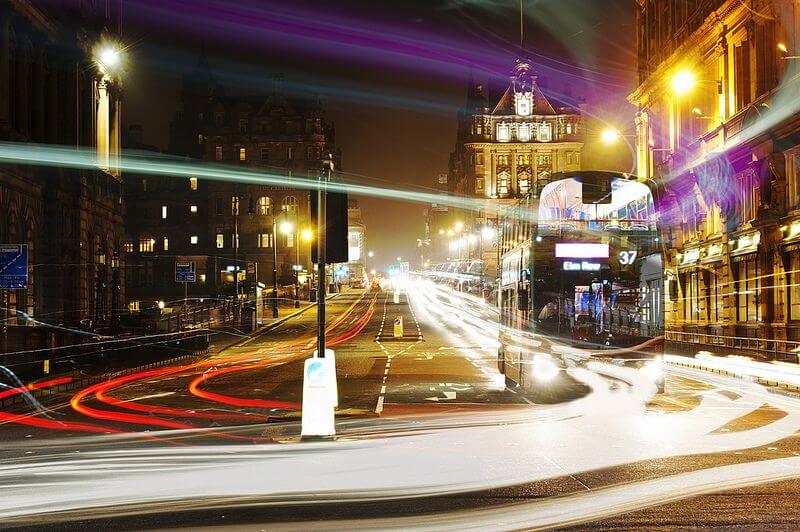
[666,353,800,394]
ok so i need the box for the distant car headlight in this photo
[533,354,559,382]
[639,360,663,381]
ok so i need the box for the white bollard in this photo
[300,353,336,437]
[313,348,338,408]
[393,290,400,304]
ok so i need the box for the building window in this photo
[261,147,269,161]
[475,123,483,135]
[239,147,246,161]
[515,93,532,116]
[231,196,239,215]
[738,171,758,224]
[566,123,574,135]
[239,118,248,133]
[497,123,510,142]
[287,146,294,160]
[683,270,701,322]
[790,253,800,321]
[735,257,760,322]
[786,148,800,210]
[190,205,198,214]
[197,134,204,145]
[281,196,298,214]
[214,111,224,126]
[142,178,148,191]
[163,237,169,251]
[139,237,155,253]
[517,154,531,166]
[161,205,168,219]
[257,196,271,215]
[476,153,484,165]
[215,197,223,215]
[257,232,274,248]
[216,233,224,248]
[124,241,134,253]
[285,231,295,248]
[215,145,223,161]
[518,123,531,142]
[190,235,199,245]
[306,145,313,159]
[497,154,510,166]
[539,123,552,142]
[199,274,206,283]
[190,177,198,190]
[567,152,574,165]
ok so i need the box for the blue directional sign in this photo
[0,244,28,289]
[175,260,196,283]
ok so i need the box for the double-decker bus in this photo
[497,171,664,392]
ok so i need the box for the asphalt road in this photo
[2,284,800,530]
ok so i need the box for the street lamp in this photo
[600,127,622,145]
[671,70,696,95]
[95,246,106,324]
[93,41,124,79]
[301,227,313,303]
[454,221,464,232]
[396,256,402,262]
[280,219,299,308]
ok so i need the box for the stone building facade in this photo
[0,1,125,330]
[125,57,339,307]
[446,60,585,287]
[629,0,800,360]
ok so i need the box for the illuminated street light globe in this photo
[454,221,464,232]
[301,228,313,241]
[600,127,621,145]
[396,256,402,261]
[481,226,495,239]
[368,251,374,257]
[671,70,696,95]
[279,220,294,234]
[94,42,123,77]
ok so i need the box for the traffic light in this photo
[311,189,348,264]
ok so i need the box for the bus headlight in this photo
[533,354,559,382]
[638,360,663,381]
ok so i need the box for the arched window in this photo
[257,196,271,215]
[281,196,298,214]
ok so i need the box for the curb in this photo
[666,360,800,394]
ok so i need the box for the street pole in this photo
[317,157,330,358]
[295,224,300,308]
[233,188,240,326]
[183,280,188,328]
[272,212,279,319]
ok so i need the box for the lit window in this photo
[139,237,155,253]
[123,241,134,253]
[216,233,224,248]
[190,205,198,213]
[197,133,204,145]
[189,177,198,190]
[257,196,271,215]
[518,123,531,142]
[539,123,552,142]
[161,205,167,219]
[128,300,140,312]
[566,123,573,135]
[287,146,293,160]
[163,237,169,251]
[190,235,199,245]
[257,233,274,248]
[497,123,510,142]
[515,93,532,116]
[285,232,295,248]
[231,196,239,215]
[239,147,246,161]
[199,274,207,283]
[215,145,223,161]
[281,195,298,214]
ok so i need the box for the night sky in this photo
[123,0,635,269]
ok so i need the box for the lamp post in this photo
[301,227,314,302]
[95,246,106,325]
[279,218,297,309]
[111,252,120,330]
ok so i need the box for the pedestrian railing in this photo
[665,330,800,364]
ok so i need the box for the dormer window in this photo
[497,123,510,142]
[514,92,532,116]
[518,123,531,142]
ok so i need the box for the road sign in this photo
[175,260,196,282]
[0,244,28,289]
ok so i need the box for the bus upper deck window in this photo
[582,175,612,204]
